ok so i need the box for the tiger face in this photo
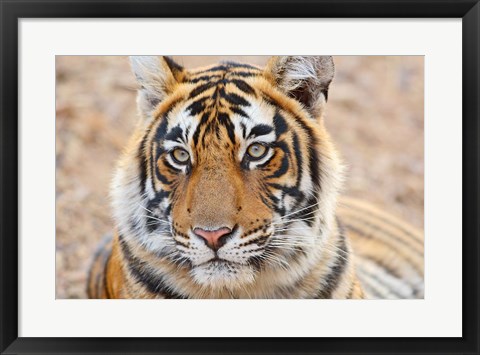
[112,56,343,290]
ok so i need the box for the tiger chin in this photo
[87,56,424,299]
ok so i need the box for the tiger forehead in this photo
[154,62,264,115]
[186,61,263,80]
[158,64,276,148]
[183,64,261,106]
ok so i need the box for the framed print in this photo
[1,0,479,354]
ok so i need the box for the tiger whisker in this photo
[269,240,316,249]
[268,235,318,247]
[273,227,313,233]
[141,214,171,225]
[269,234,350,260]
[144,221,172,230]
[271,215,318,226]
[276,201,322,220]
[267,243,309,253]
[259,251,290,270]
[137,203,157,215]
[321,247,350,262]
[269,243,349,264]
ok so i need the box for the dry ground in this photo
[56,56,424,298]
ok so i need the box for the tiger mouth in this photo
[198,257,241,268]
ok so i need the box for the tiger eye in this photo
[247,143,268,159]
[171,148,190,164]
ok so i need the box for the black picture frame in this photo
[1,1,478,354]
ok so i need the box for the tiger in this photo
[87,56,424,299]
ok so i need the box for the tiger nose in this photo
[193,227,232,250]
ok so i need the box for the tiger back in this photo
[337,197,424,299]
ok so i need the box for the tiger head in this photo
[111,56,343,290]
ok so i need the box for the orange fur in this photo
[88,56,423,299]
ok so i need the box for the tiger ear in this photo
[265,56,334,118]
[129,56,184,118]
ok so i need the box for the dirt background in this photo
[56,56,424,298]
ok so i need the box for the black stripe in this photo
[163,158,183,173]
[240,122,247,139]
[137,132,150,194]
[187,74,223,84]
[265,95,315,140]
[153,144,173,185]
[296,195,318,228]
[118,235,187,299]
[255,154,276,170]
[201,120,216,147]
[267,192,285,215]
[150,98,179,149]
[163,56,184,74]
[262,92,320,197]
[307,136,321,196]
[217,112,236,145]
[188,82,217,99]
[144,203,173,233]
[193,111,210,146]
[150,118,169,187]
[164,125,184,143]
[248,255,264,271]
[272,132,307,222]
[292,132,303,187]
[220,88,251,107]
[230,106,249,119]
[248,124,273,139]
[260,194,273,209]
[146,190,169,214]
[195,64,230,73]
[267,183,302,199]
[222,61,260,70]
[227,71,260,78]
[174,238,189,249]
[269,155,289,179]
[240,235,269,247]
[186,97,209,116]
[195,63,260,74]
[165,98,182,117]
[268,150,289,179]
[147,99,185,189]
[272,112,288,137]
[230,79,255,95]
[316,222,349,298]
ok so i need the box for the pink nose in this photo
[193,227,232,250]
